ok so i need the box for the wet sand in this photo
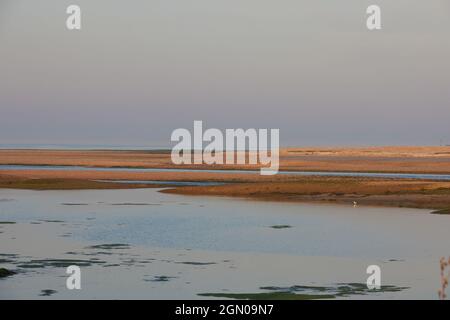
[1,169,450,212]
[1,147,450,212]
[2,146,450,173]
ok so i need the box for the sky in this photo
[0,0,449,147]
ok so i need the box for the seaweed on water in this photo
[0,268,16,278]
[269,225,292,229]
[87,243,130,250]
[145,275,177,282]
[110,203,156,206]
[260,283,408,297]
[175,261,216,266]
[18,258,106,268]
[39,289,57,296]
[198,283,410,300]
[198,292,335,300]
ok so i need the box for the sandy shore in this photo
[1,147,450,213]
[2,146,450,173]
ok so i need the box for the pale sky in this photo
[1,0,449,147]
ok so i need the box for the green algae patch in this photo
[40,289,57,296]
[269,225,292,229]
[199,283,409,300]
[145,275,178,282]
[110,203,156,206]
[176,261,217,266]
[431,208,450,215]
[0,268,16,278]
[18,258,106,268]
[87,244,130,250]
[198,292,335,300]
[261,283,408,297]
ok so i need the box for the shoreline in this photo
[3,147,450,174]
[5,163,450,176]
[1,147,450,214]
[1,171,450,214]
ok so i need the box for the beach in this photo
[1,147,450,213]
[2,146,450,173]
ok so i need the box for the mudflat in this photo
[2,146,450,173]
[1,147,450,213]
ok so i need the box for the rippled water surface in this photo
[1,188,448,299]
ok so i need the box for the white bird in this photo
[353,201,358,207]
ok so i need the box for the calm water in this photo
[0,144,168,150]
[1,188,449,299]
[2,164,450,181]
[1,188,447,258]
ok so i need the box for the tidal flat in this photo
[3,147,450,211]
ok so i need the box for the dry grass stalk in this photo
[439,257,450,299]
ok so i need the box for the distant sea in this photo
[0,143,171,150]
